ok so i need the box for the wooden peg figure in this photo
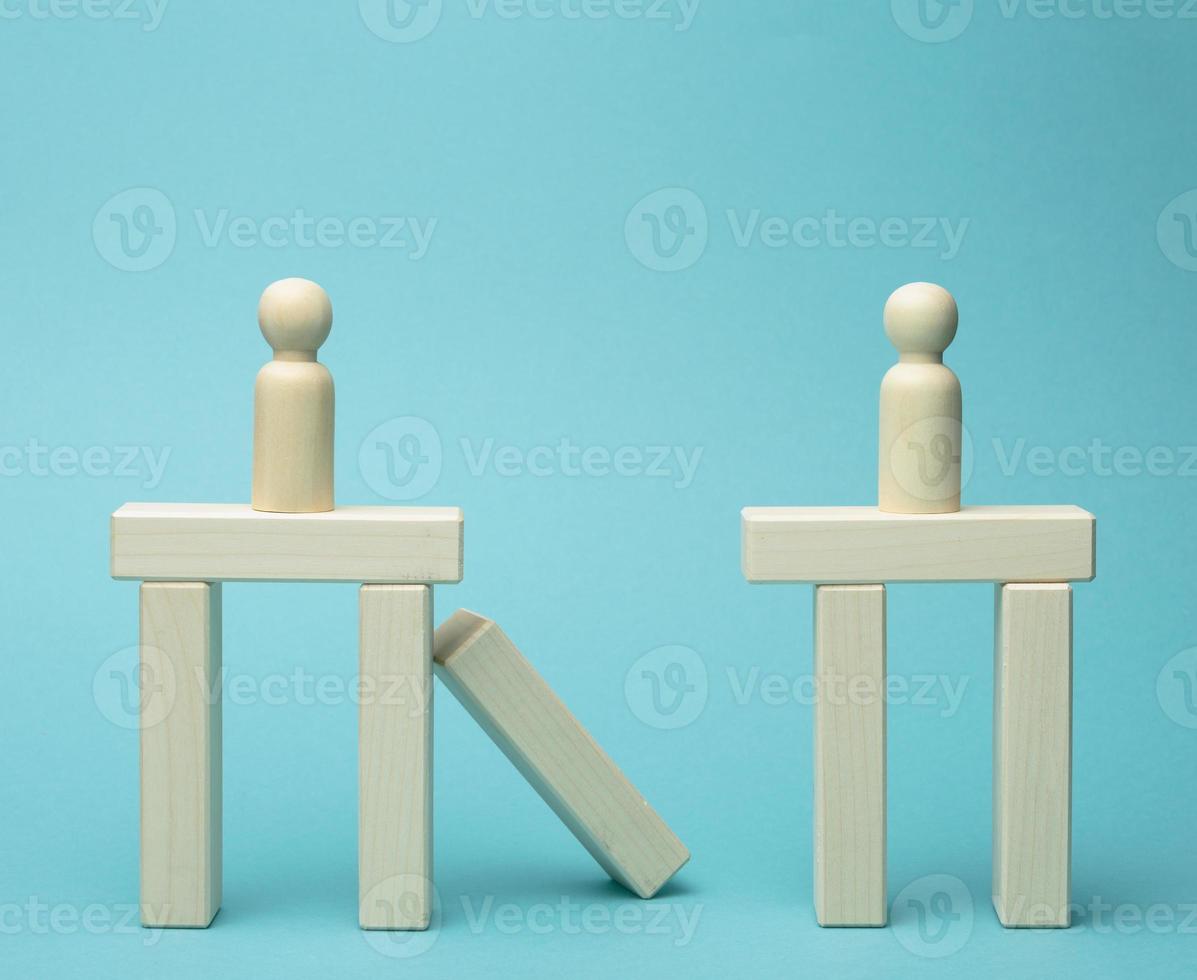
[878,282,962,514]
[252,278,335,513]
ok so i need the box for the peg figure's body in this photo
[878,282,962,514]
[252,278,335,513]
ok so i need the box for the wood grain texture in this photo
[359,585,433,930]
[140,582,221,928]
[433,611,689,900]
[814,585,887,927]
[993,584,1073,928]
[111,503,463,583]
[742,505,1095,584]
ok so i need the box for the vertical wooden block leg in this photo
[813,585,887,927]
[993,584,1072,928]
[140,582,222,928]
[359,585,433,930]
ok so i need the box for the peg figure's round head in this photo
[258,278,333,354]
[884,282,958,357]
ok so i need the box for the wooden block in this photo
[140,582,221,927]
[253,278,336,514]
[433,611,689,899]
[742,505,1095,584]
[814,585,886,927]
[359,585,433,931]
[993,584,1072,928]
[111,503,463,584]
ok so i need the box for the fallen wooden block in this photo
[433,611,689,899]
[111,502,463,584]
[742,505,1095,584]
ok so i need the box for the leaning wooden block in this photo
[111,503,463,584]
[140,582,222,928]
[993,584,1072,928]
[359,586,434,931]
[814,585,886,927]
[433,611,689,899]
[742,505,1095,584]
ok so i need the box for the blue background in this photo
[2,1,1194,976]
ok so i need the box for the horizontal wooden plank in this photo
[742,505,1095,584]
[111,503,463,583]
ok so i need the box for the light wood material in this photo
[252,278,335,513]
[140,582,222,927]
[433,611,689,899]
[359,585,433,930]
[993,584,1073,928]
[878,282,963,514]
[814,585,886,927]
[742,505,1095,584]
[111,503,463,583]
